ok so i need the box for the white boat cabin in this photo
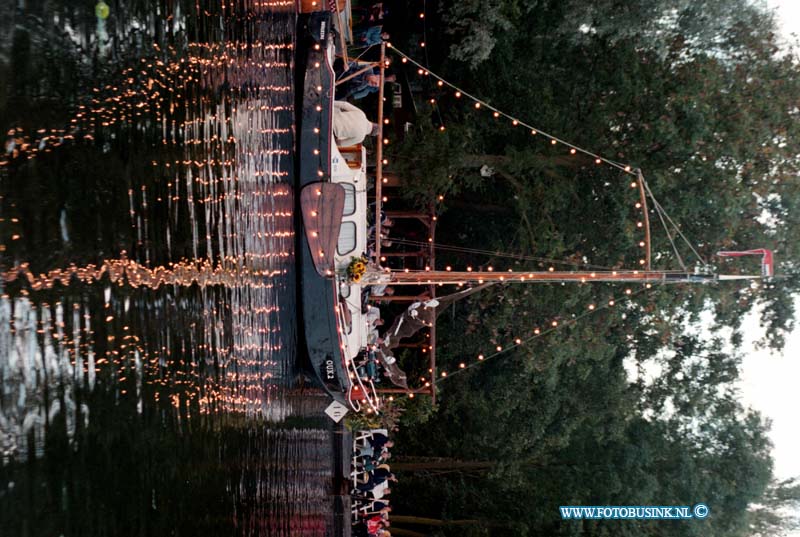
[331,143,369,360]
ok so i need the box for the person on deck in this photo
[372,466,395,482]
[354,26,389,47]
[357,348,382,382]
[333,100,378,147]
[357,450,390,472]
[368,432,393,452]
[336,62,397,101]
[371,284,394,298]
[366,516,390,535]
[358,444,376,459]
[366,305,381,326]
[362,504,391,517]
[351,2,386,26]
[367,328,382,347]
[369,483,390,499]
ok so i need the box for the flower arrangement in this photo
[347,256,368,283]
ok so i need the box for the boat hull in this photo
[295,11,351,405]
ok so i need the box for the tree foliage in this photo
[387,0,799,535]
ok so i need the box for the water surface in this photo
[0,1,336,535]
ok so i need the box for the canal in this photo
[1,1,342,535]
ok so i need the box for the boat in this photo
[294,10,775,412]
[295,10,378,412]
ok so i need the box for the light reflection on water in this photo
[1,1,336,535]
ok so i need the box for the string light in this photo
[418,285,654,389]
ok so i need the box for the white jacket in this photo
[332,101,372,147]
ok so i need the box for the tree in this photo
[748,478,800,536]
[389,0,799,534]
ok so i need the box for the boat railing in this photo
[336,292,382,413]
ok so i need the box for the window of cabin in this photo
[342,183,356,216]
[337,221,357,255]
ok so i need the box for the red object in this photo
[717,249,774,277]
[366,516,384,534]
[350,385,364,400]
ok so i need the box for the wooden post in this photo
[336,3,349,66]
[368,295,431,302]
[430,286,437,404]
[375,387,431,394]
[375,42,386,262]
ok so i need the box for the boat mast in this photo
[371,248,774,286]
[376,269,744,286]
